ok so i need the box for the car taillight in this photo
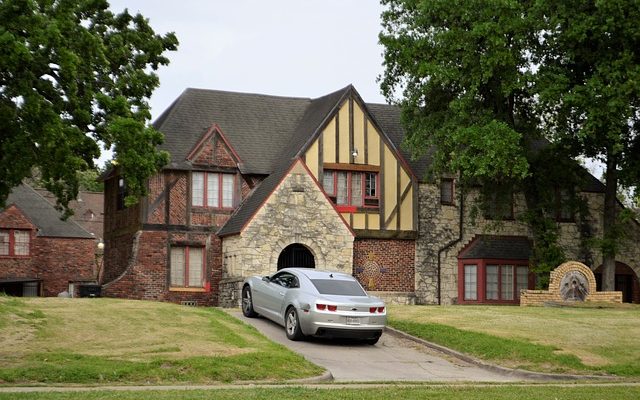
[378,306,385,313]
[370,306,386,313]
[316,304,337,312]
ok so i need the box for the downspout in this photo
[436,184,464,305]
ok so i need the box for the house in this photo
[0,184,97,296]
[101,85,640,306]
[35,189,104,241]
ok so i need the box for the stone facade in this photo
[415,182,640,305]
[221,161,354,304]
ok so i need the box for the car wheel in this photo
[365,336,380,345]
[285,307,304,341]
[241,286,258,318]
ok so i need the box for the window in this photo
[192,172,235,209]
[0,229,30,256]
[311,279,367,296]
[464,262,529,303]
[485,191,513,220]
[464,265,478,300]
[440,179,454,205]
[323,170,379,209]
[170,246,205,288]
[556,189,574,221]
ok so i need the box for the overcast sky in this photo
[108,0,388,121]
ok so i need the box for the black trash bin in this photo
[78,284,102,298]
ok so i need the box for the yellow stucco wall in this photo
[303,97,415,232]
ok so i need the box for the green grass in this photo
[1,386,640,400]
[0,297,323,384]
[389,304,640,376]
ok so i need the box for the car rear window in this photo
[310,279,366,296]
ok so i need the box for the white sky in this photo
[108,0,387,121]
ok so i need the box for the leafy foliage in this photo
[0,0,177,215]
[380,1,640,285]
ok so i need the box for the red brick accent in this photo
[353,239,415,291]
[0,236,95,296]
[193,137,238,168]
[0,205,36,230]
[102,231,222,306]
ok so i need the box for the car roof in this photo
[280,268,354,281]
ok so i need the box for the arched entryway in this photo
[277,243,315,270]
[594,262,640,304]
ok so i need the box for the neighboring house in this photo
[0,184,97,296]
[35,189,104,241]
[101,85,640,306]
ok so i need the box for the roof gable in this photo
[4,185,94,238]
[186,124,242,168]
[0,204,36,230]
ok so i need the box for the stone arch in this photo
[270,238,325,272]
[277,243,316,270]
[594,261,640,303]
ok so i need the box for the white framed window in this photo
[192,172,235,209]
[170,246,205,288]
[464,264,478,300]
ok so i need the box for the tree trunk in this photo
[602,151,618,291]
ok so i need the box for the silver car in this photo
[241,268,387,344]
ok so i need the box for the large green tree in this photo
[532,0,640,290]
[380,0,640,290]
[0,0,177,216]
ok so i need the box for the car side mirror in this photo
[262,276,270,282]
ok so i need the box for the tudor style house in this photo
[0,184,97,296]
[101,85,640,306]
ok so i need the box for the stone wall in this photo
[416,182,640,305]
[221,162,354,298]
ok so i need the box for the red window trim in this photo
[192,171,236,210]
[324,169,379,212]
[0,229,32,258]
[170,245,207,289]
[457,258,531,304]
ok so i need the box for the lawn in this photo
[0,297,323,384]
[388,304,640,376]
[1,385,640,400]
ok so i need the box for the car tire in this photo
[285,307,304,341]
[241,286,258,318]
[365,336,380,345]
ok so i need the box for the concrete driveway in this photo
[232,312,520,382]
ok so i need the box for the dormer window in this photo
[192,172,235,209]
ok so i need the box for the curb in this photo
[289,370,334,384]
[385,327,618,382]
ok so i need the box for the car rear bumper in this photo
[299,310,386,338]
[313,327,383,340]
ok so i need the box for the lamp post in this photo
[95,240,105,285]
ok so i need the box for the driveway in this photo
[232,312,521,382]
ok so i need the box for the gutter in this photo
[436,184,464,305]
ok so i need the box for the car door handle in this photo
[279,292,285,296]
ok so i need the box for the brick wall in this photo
[353,239,415,292]
[34,237,95,296]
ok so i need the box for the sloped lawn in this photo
[389,304,640,377]
[0,297,323,384]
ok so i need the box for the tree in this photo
[379,0,532,186]
[0,0,177,217]
[380,0,640,291]
[532,0,640,290]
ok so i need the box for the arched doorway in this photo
[594,262,640,304]
[277,243,315,270]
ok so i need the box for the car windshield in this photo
[311,279,366,296]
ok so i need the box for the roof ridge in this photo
[184,87,313,102]
[152,88,189,131]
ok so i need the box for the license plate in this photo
[346,316,361,325]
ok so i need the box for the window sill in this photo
[169,287,206,292]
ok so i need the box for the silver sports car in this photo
[241,268,387,344]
